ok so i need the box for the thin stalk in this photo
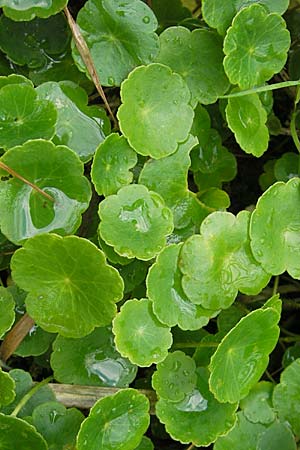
[10,376,53,417]
[173,342,219,349]
[186,444,195,450]
[220,79,300,98]
[272,276,279,296]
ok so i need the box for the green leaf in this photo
[0,14,70,67]
[217,304,246,334]
[147,243,219,330]
[11,234,124,338]
[112,298,172,366]
[117,63,194,159]
[0,74,33,88]
[134,436,154,450]
[180,211,271,310]
[257,420,297,450]
[76,388,150,450]
[0,414,48,450]
[209,301,281,403]
[30,401,84,450]
[259,159,277,191]
[0,83,57,149]
[152,351,197,402]
[0,286,15,338]
[91,133,137,196]
[73,0,159,86]
[273,358,300,435]
[0,368,15,407]
[152,0,191,31]
[223,4,290,89]
[225,93,269,157]
[156,368,237,446]
[0,140,91,245]
[99,236,133,266]
[1,0,67,21]
[250,178,300,278]
[202,0,289,35]
[156,26,229,105]
[198,188,230,210]
[239,381,275,424]
[37,81,109,162]
[51,327,137,387]
[274,152,300,181]
[15,325,55,357]
[119,259,149,294]
[99,184,173,261]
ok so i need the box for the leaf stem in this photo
[0,161,54,202]
[220,79,300,98]
[0,313,35,363]
[10,376,53,417]
[280,336,300,343]
[290,85,300,157]
[186,444,195,450]
[173,342,219,349]
[272,276,279,295]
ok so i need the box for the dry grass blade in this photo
[0,313,35,363]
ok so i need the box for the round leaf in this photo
[0,287,15,338]
[209,302,281,403]
[257,421,297,450]
[239,381,275,424]
[223,4,290,89]
[0,414,47,449]
[0,140,91,245]
[180,211,271,310]
[91,133,137,196]
[0,369,15,407]
[99,184,173,261]
[274,152,300,181]
[76,388,150,450]
[11,234,124,338]
[250,178,300,278]
[15,325,54,357]
[117,63,194,159]
[112,298,172,366]
[134,436,153,450]
[51,327,137,387]
[0,0,67,21]
[156,26,229,104]
[73,0,159,86]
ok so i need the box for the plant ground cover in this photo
[0,0,300,449]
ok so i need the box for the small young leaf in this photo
[152,0,191,31]
[223,4,290,89]
[99,184,173,261]
[259,159,277,191]
[239,382,275,424]
[0,368,15,407]
[76,389,150,450]
[15,325,55,358]
[118,63,194,159]
[112,298,172,366]
[99,236,133,266]
[0,286,15,338]
[134,436,154,450]
[0,414,48,450]
[11,234,124,338]
[274,152,300,181]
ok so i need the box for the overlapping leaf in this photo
[239,382,275,424]
[0,0,67,21]
[0,369,15,407]
[0,287,15,338]
[0,414,48,449]
[257,421,297,450]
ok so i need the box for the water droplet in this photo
[108,76,115,85]
[173,99,179,105]
[49,410,59,424]
[142,16,150,24]
[38,295,44,300]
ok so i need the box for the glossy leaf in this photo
[0,369,15,407]
[0,286,15,338]
[147,244,219,330]
[73,0,159,86]
[152,351,197,402]
[239,382,275,424]
[209,301,281,403]
[0,140,91,245]
[118,63,194,159]
[99,184,173,261]
[250,178,300,278]
[156,26,229,104]
[37,81,108,162]
[274,152,300,181]
[135,436,153,450]
[225,93,269,157]
[15,325,54,357]
[257,420,297,450]
[30,401,84,450]
[198,188,230,210]
[0,74,33,88]
[0,84,56,149]
[99,236,133,266]
[0,414,47,449]
[156,368,237,446]
[180,211,271,310]
[112,298,172,366]
[11,234,124,338]
[223,4,290,89]
[51,327,137,387]
[273,358,300,435]
[76,388,150,450]
[91,133,137,196]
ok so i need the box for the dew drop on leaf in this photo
[143,16,150,23]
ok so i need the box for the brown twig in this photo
[0,161,54,203]
[64,6,117,128]
[0,313,35,363]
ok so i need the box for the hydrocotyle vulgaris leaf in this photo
[250,178,300,278]
[91,133,137,196]
[0,139,91,245]
[73,0,159,86]
[51,327,137,387]
[117,63,194,159]
[0,83,57,149]
[14,324,54,358]
[239,381,275,424]
[37,81,109,162]
[76,388,150,450]
[225,92,269,157]
[99,184,173,261]
[0,368,15,407]
[146,243,219,330]
[256,420,297,450]
[0,286,15,338]
[0,0,68,21]
[209,299,281,403]
[0,413,47,450]
[156,26,230,105]
[156,368,237,447]
[223,4,290,89]
[112,298,172,366]
[11,234,124,338]
[179,211,271,310]
[274,152,300,182]
[272,358,300,436]
[135,436,154,450]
